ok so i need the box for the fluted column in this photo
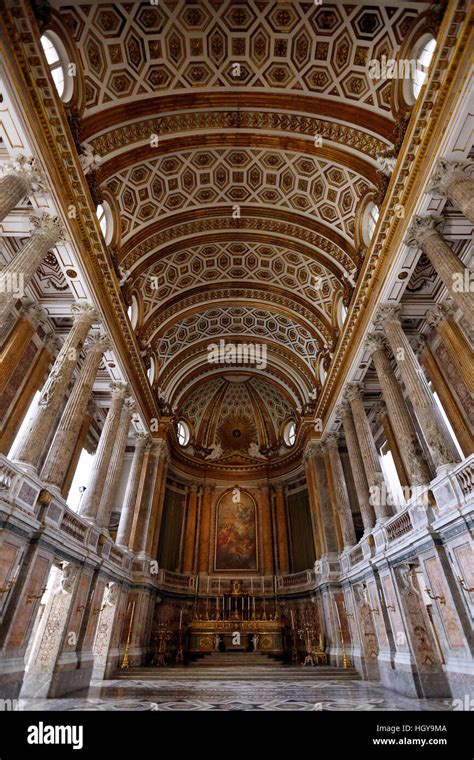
[259,484,274,574]
[40,333,110,490]
[132,440,162,556]
[428,158,474,223]
[345,383,393,522]
[313,447,340,553]
[322,434,356,550]
[182,484,198,572]
[116,433,149,548]
[303,448,323,558]
[274,484,290,572]
[0,155,45,222]
[0,301,47,394]
[376,304,460,470]
[365,332,432,486]
[79,382,128,523]
[405,216,473,322]
[97,398,135,530]
[338,402,376,533]
[0,214,65,320]
[426,303,473,393]
[12,302,97,469]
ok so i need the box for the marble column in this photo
[132,440,162,556]
[374,400,410,489]
[12,302,97,470]
[0,154,45,222]
[376,304,460,470]
[0,214,65,321]
[418,338,472,457]
[345,383,393,523]
[274,484,290,573]
[149,445,170,559]
[303,447,323,558]
[338,402,376,533]
[79,382,128,523]
[0,301,47,394]
[40,333,110,491]
[116,432,149,548]
[182,484,198,572]
[322,434,357,550]
[313,447,340,554]
[365,332,432,486]
[97,398,135,531]
[198,484,214,573]
[0,333,60,455]
[259,484,274,574]
[428,158,474,224]
[426,303,473,393]
[405,216,473,322]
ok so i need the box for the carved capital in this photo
[133,431,149,449]
[426,302,455,330]
[374,303,402,330]
[344,382,364,403]
[405,215,445,248]
[85,331,110,353]
[71,301,98,325]
[411,333,429,357]
[44,333,62,356]
[30,212,67,242]
[372,400,387,422]
[0,154,47,193]
[110,381,128,399]
[322,432,339,450]
[427,158,474,196]
[335,400,351,418]
[364,331,386,356]
[20,299,47,329]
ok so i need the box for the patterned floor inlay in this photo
[16,669,457,711]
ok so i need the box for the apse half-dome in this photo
[174,374,298,465]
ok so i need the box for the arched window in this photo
[283,420,296,447]
[96,201,113,245]
[40,31,73,102]
[412,36,437,101]
[177,420,190,447]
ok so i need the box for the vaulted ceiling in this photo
[51,0,432,467]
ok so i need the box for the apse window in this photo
[96,201,113,245]
[147,356,155,385]
[283,421,296,447]
[363,201,380,245]
[40,32,72,102]
[177,420,190,447]
[412,36,437,101]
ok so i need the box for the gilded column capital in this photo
[426,302,455,330]
[427,158,474,195]
[374,303,402,330]
[0,154,47,193]
[405,215,445,247]
[364,331,386,355]
[303,441,318,462]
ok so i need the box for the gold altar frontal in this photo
[189,618,284,654]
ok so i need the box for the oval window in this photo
[40,31,73,102]
[177,420,190,447]
[283,421,296,447]
[411,36,436,102]
[363,201,380,245]
[96,201,113,245]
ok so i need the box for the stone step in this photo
[115,666,360,681]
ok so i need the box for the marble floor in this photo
[15,667,457,711]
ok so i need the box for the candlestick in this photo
[290,609,295,630]
[179,609,183,630]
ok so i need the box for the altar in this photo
[188,618,284,654]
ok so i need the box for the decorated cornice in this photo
[313,0,472,427]
[0,2,160,426]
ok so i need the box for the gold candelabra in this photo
[120,600,135,669]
